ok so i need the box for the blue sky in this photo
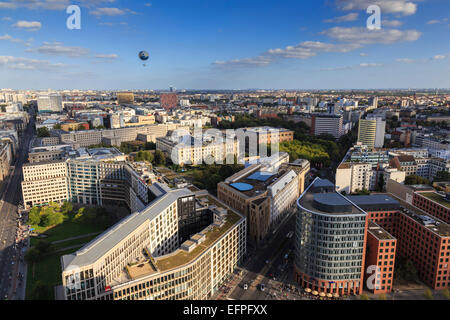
[0,0,449,90]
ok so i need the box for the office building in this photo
[218,155,309,245]
[117,92,135,105]
[357,117,386,148]
[60,190,246,300]
[310,114,343,139]
[294,178,368,296]
[0,142,13,181]
[160,93,178,110]
[364,221,397,294]
[156,134,239,166]
[38,94,63,113]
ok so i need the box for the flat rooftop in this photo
[346,194,400,211]
[154,195,243,272]
[298,178,366,216]
[227,167,295,198]
[389,193,450,237]
[127,261,157,280]
[368,221,396,241]
[418,192,450,209]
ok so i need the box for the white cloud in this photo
[324,13,359,23]
[0,56,65,71]
[432,55,446,60]
[26,42,90,57]
[427,18,448,25]
[0,0,117,10]
[321,62,383,71]
[94,54,118,62]
[214,56,272,68]
[214,27,421,69]
[383,19,403,27]
[0,34,32,46]
[396,58,416,63]
[335,0,418,16]
[90,7,135,16]
[13,20,41,31]
[1,16,12,21]
[360,52,368,56]
[321,27,421,45]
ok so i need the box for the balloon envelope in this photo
[139,51,149,61]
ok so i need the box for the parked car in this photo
[243,284,248,290]
[260,284,265,291]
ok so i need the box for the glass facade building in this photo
[294,178,368,295]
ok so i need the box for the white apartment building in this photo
[38,94,63,113]
[156,135,239,166]
[335,162,373,194]
[22,150,149,212]
[267,169,299,225]
[22,161,69,208]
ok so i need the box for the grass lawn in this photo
[51,235,98,252]
[30,221,104,247]
[26,247,82,300]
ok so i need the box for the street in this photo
[224,211,299,300]
[0,109,34,300]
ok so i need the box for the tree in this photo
[433,171,450,182]
[40,210,64,227]
[442,288,450,300]
[25,247,41,263]
[153,150,166,166]
[61,202,73,215]
[360,294,369,300]
[378,293,387,300]
[37,127,50,137]
[377,173,385,192]
[405,175,430,186]
[423,289,433,300]
[35,240,52,254]
[28,207,41,225]
[77,124,86,131]
[74,207,86,223]
[30,281,53,300]
[53,124,62,130]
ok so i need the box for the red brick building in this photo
[160,93,178,110]
[413,191,450,224]
[364,221,397,294]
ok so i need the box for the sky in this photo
[0,0,449,90]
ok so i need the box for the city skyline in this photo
[0,0,449,90]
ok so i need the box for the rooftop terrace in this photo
[419,192,450,209]
[154,195,242,272]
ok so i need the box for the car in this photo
[260,284,265,291]
[243,284,248,290]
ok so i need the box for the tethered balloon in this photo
[139,51,149,66]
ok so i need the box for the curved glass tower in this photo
[294,178,368,296]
